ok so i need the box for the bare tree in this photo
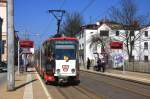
[61,12,84,37]
[89,34,110,56]
[89,34,108,52]
[108,0,149,61]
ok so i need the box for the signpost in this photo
[110,41,125,73]
[17,40,34,74]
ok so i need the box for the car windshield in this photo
[54,45,76,60]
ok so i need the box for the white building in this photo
[136,25,150,61]
[76,24,98,66]
[77,20,150,68]
[0,0,7,62]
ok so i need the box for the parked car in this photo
[0,61,7,72]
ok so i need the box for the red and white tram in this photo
[35,37,80,85]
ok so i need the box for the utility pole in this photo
[7,0,15,91]
[48,10,65,34]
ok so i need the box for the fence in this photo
[125,61,150,73]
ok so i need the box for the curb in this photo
[80,69,150,86]
[36,71,53,99]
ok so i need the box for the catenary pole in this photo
[17,41,20,74]
[7,0,15,91]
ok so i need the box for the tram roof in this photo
[48,37,78,41]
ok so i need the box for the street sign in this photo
[110,41,123,49]
[19,40,34,48]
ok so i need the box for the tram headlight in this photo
[56,69,60,73]
[71,69,75,73]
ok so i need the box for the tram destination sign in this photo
[55,41,75,45]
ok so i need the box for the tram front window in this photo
[55,45,76,60]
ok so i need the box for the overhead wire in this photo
[94,0,120,22]
[40,0,67,42]
[80,0,96,14]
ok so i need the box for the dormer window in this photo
[100,30,109,36]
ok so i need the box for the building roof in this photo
[140,24,150,29]
[0,0,7,2]
[98,19,140,30]
[81,24,98,30]
[77,19,141,36]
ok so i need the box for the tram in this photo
[35,37,80,85]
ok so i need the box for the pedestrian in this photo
[25,58,29,72]
[97,58,102,71]
[87,57,91,70]
[20,56,24,73]
[101,59,106,72]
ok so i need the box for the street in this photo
[0,72,7,86]
[45,71,150,99]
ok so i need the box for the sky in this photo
[14,0,150,48]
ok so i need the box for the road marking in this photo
[23,74,33,99]
[36,72,53,99]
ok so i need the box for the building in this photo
[137,25,150,61]
[77,19,150,69]
[0,17,2,61]
[0,0,7,62]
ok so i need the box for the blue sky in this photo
[14,0,150,48]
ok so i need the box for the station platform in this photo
[0,68,50,99]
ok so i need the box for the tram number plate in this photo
[62,65,69,72]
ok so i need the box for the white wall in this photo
[0,2,7,61]
[85,29,97,62]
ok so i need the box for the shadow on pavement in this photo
[15,79,37,90]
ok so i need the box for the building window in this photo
[144,56,148,62]
[1,40,6,54]
[144,42,148,49]
[116,31,119,36]
[130,31,134,36]
[82,44,84,48]
[144,31,148,37]
[90,32,93,34]
[100,30,109,36]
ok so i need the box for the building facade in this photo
[77,20,150,69]
[0,0,7,62]
[0,17,2,61]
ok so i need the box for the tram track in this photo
[55,84,103,99]
[73,85,105,99]
[81,71,150,98]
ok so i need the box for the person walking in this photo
[87,57,91,70]
[20,56,24,73]
[101,59,106,72]
[97,58,102,71]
